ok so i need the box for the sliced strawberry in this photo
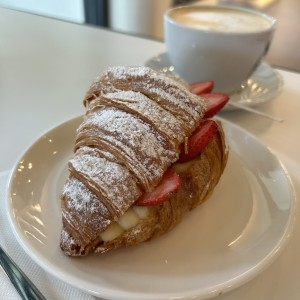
[201,93,229,118]
[178,119,218,163]
[135,169,180,206]
[190,80,214,95]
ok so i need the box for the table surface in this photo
[1,7,300,300]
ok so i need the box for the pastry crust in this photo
[60,66,227,256]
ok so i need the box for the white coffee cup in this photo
[164,5,276,93]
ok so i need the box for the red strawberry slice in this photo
[190,80,214,95]
[202,93,229,118]
[178,119,218,163]
[135,169,180,206]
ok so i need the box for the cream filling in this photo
[99,206,149,242]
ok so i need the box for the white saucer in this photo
[6,116,295,300]
[145,52,283,111]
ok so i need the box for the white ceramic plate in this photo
[7,116,295,300]
[145,52,284,111]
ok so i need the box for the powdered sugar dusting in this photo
[77,108,178,190]
[101,66,206,122]
[99,91,187,144]
[69,147,142,215]
[62,177,112,242]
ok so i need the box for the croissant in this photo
[60,66,228,256]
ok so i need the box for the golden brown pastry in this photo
[60,66,228,256]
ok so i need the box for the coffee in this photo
[164,5,276,92]
[170,7,272,33]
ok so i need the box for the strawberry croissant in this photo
[60,66,228,256]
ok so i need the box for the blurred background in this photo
[0,0,299,71]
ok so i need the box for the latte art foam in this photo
[171,8,272,33]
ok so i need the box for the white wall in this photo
[109,0,172,39]
[0,0,85,23]
[0,0,175,39]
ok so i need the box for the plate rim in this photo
[6,115,297,300]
